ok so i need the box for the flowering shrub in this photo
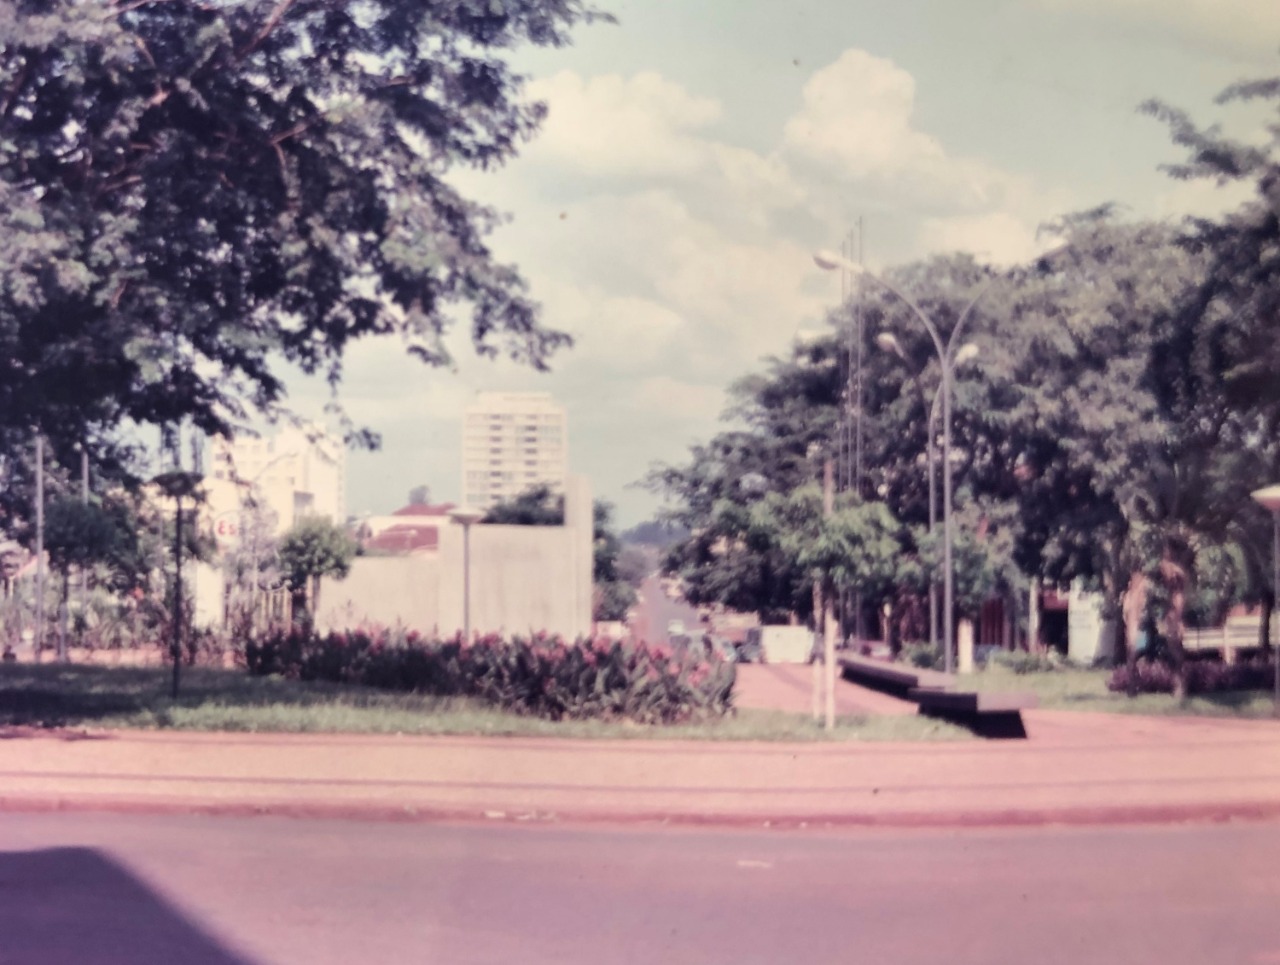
[244,628,736,724]
[1107,656,1275,695]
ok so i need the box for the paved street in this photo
[3,813,1279,965]
[630,574,704,643]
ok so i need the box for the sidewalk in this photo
[2,707,1278,829]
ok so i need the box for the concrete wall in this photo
[314,474,593,639]
[1067,582,1116,665]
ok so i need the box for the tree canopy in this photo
[0,0,605,466]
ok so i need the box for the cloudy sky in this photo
[297,0,1277,526]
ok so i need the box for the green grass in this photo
[966,665,1278,718]
[0,663,971,742]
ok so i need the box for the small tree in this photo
[43,497,129,651]
[278,517,357,628]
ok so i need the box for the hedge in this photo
[244,627,736,725]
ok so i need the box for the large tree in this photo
[0,0,605,465]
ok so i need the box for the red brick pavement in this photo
[1,707,1277,829]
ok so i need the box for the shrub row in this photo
[1107,656,1275,695]
[244,628,736,724]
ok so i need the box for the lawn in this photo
[0,663,971,742]
[967,665,1278,718]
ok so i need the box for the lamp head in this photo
[813,250,861,274]
[1251,484,1280,514]
[449,506,485,527]
[875,332,904,357]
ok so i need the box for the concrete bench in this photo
[910,688,1038,739]
[1185,618,1267,663]
[840,654,1035,739]
[838,654,955,698]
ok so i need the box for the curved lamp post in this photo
[815,249,991,673]
[1249,484,1280,717]
[876,333,979,650]
[448,506,485,643]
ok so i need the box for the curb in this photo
[4,794,1280,832]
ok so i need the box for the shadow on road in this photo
[0,847,257,964]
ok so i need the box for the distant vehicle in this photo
[666,619,685,637]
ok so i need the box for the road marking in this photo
[736,859,772,869]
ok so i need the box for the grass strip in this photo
[0,663,971,742]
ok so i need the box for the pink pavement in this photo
[1,705,1278,829]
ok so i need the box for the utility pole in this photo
[34,433,44,662]
[853,218,865,648]
[823,457,836,731]
[80,445,89,640]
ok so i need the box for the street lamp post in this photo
[1249,484,1280,717]
[449,506,485,643]
[815,250,991,674]
[877,334,979,650]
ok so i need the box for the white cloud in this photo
[1150,176,1258,220]
[781,50,1013,213]
[524,71,723,180]
[918,211,1052,266]
[336,49,1074,522]
[1032,0,1280,58]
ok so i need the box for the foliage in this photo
[622,519,690,549]
[1107,656,1275,696]
[482,484,565,526]
[244,628,736,725]
[277,516,356,624]
[900,642,943,670]
[615,544,656,587]
[0,0,604,466]
[594,579,637,623]
[42,497,128,586]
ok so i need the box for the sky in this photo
[291,0,1279,527]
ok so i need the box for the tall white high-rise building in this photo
[210,424,347,533]
[462,392,568,508]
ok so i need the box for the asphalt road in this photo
[632,574,704,643]
[3,813,1279,965]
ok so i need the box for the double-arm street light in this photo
[876,333,979,650]
[815,249,992,673]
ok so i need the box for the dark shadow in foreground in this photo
[0,847,258,965]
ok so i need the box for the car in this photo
[666,619,685,637]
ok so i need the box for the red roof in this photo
[364,523,440,554]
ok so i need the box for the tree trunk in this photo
[290,587,307,629]
[1158,544,1191,700]
[1260,592,1274,656]
[1121,571,1148,697]
[812,582,822,638]
[59,569,71,662]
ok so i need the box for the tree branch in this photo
[238,0,298,61]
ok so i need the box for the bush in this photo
[900,642,943,670]
[1107,656,1276,695]
[244,627,736,725]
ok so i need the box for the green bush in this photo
[244,627,736,725]
[900,642,943,670]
